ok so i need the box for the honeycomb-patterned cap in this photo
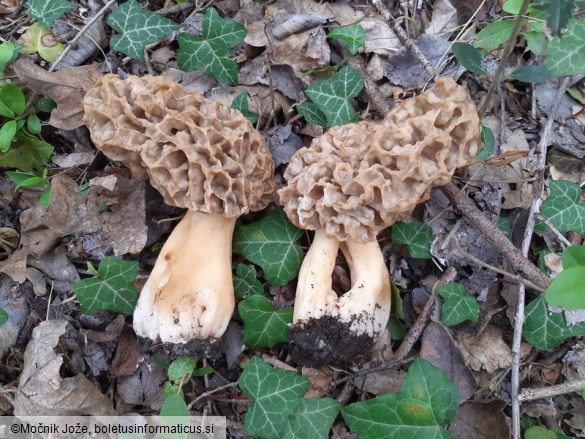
[83,74,275,217]
[279,77,480,242]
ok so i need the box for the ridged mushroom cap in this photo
[83,74,275,217]
[279,77,480,242]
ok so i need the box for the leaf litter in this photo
[0,0,584,436]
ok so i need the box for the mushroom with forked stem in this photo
[83,74,275,344]
[279,77,480,365]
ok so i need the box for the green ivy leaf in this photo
[0,83,25,116]
[233,263,263,298]
[524,425,557,439]
[439,282,479,326]
[540,180,585,234]
[160,394,189,417]
[238,295,293,348]
[544,19,585,76]
[231,92,259,124]
[522,31,548,56]
[239,356,309,439]
[497,217,512,239]
[177,8,246,84]
[544,245,585,310]
[167,356,197,382]
[391,221,433,259]
[451,42,488,75]
[545,266,585,310]
[296,101,328,126]
[474,20,515,50]
[72,256,138,315]
[342,358,459,439]
[25,0,75,29]
[476,125,495,161]
[304,65,364,127]
[107,0,179,61]
[0,129,53,173]
[533,0,575,36]
[0,308,7,326]
[523,296,585,350]
[233,209,304,286]
[509,65,552,83]
[283,398,341,439]
[561,245,585,267]
[0,121,17,152]
[327,25,366,55]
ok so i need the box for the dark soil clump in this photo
[289,315,374,366]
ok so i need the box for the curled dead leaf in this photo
[14,57,100,130]
[14,320,115,416]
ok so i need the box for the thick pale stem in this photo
[294,229,391,338]
[133,210,236,343]
[335,239,391,337]
[293,230,339,322]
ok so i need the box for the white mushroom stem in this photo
[133,210,236,343]
[293,229,391,338]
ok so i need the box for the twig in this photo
[49,0,118,72]
[518,379,585,402]
[187,382,239,409]
[157,1,196,16]
[537,214,573,247]
[511,75,571,439]
[478,0,532,118]
[370,0,437,79]
[450,238,546,293]
[330,356,417,387]
[440,182,551,291]
[393,267,457,360]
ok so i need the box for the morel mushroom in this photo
[279,77,480,365]
[83,74,275,343]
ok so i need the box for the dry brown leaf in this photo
[28,250,80,295]
[0,0,18,14]
[110,329,141,378]
[448,400,511,439]
[426,0,458,37]
[468,116,534,209]
[456,325,512,373]
[20,174,147,257]
[117,361,166,410]
[14,320,115,416]
[0,248,28,283]
[211,85,291,120]
[13,57,100,130]
[25,266,46,296]
[0,277,30,358]
[420,322,476,402]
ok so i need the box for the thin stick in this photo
[393,267,457,360]
[478,0,532,118]
[511,75,570,439]
[537,214,572,247]
[370,0,437,79]
[518,379,585,402]
[330,356,417,387]
[441,182,551,291]
[49,0,118,72]
[187,382,239,408]
[451,238,546,294]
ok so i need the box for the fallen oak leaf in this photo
[13,57,99,130]
[14,320,115,416]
